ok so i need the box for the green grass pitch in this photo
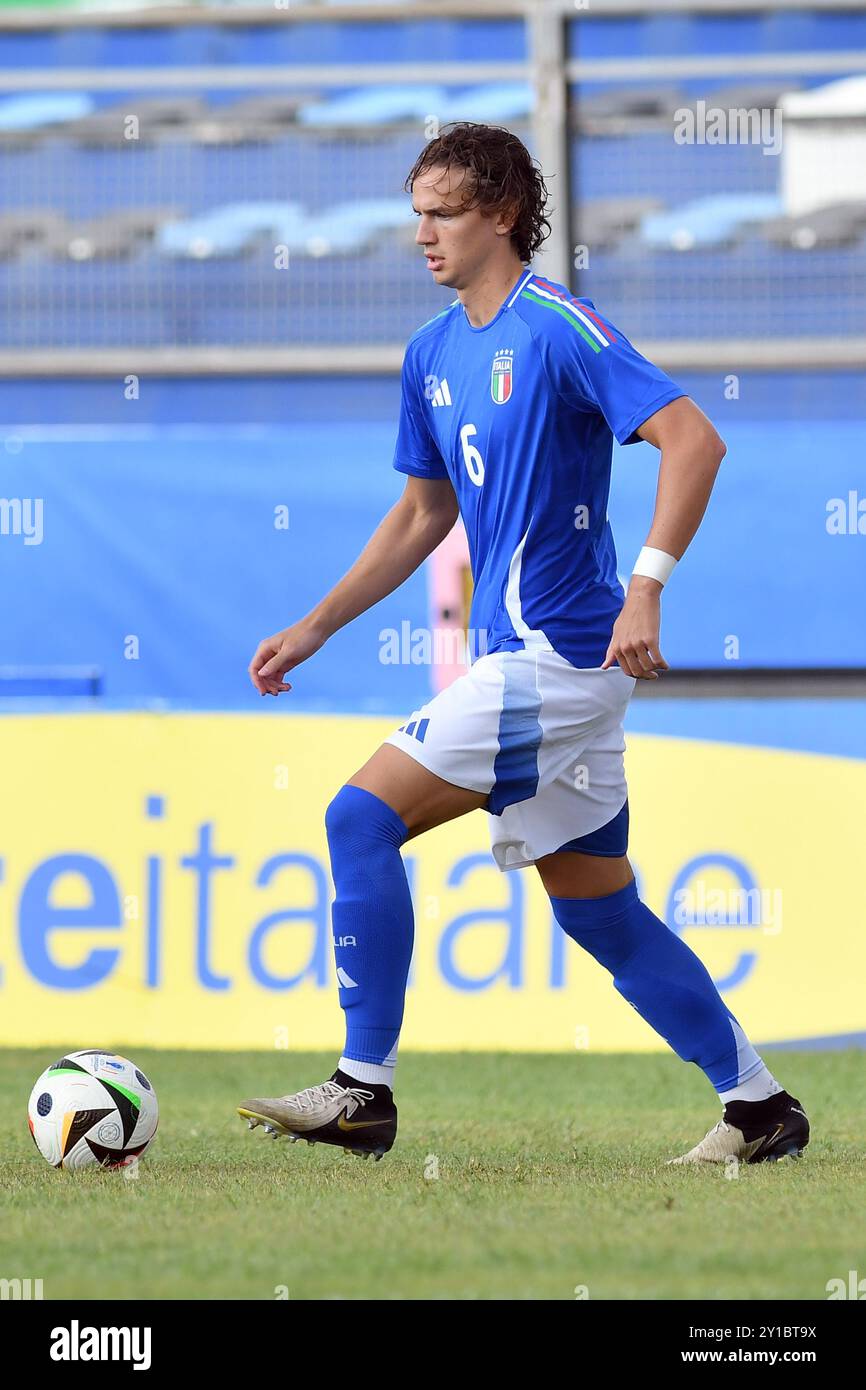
[2,1048,863,1300]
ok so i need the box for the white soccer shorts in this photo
[384,645,636,872]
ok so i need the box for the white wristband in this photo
[632,546,677,587]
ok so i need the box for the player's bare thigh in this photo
[347,743,488,840]
[346,748,634,888]
[535,850,635,899]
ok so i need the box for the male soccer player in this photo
[240,123,809,1166]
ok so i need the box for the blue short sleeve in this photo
[548,299,686,445]
[392,341,450,479]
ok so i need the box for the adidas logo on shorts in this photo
[396,717,430,743]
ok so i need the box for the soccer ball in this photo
[27,1049,158,1170]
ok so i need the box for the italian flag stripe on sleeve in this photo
[521,278,614,353]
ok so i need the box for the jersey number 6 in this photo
[459,423,485,487]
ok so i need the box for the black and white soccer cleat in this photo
[667,1090,810,1166]
[238,1069,397,1161]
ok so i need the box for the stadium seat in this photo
[296,85,448,128]
[45,217,145,262]
[641,193,783,250]
[281,198,415,258]
[575,197,665,251]
[685,81,800,112]
[44,208,181,261]
[761,201,866,251]
[65,97,206,147]
[192,94,316,145]
[0,92,93,142]
[111,207,183,237]
[440,84,533,123]
[0,209,66,257]
[574,86,683,130]
[157,202,306,259]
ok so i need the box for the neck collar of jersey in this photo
[459,267,533,333]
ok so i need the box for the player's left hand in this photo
[602,581,670,680]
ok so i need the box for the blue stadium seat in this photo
[157,202,306,259]
[641,193,782,250]
[0,92,92,132]
[296,85,448,128]
[283,198,415,257]
[441,83,533,122]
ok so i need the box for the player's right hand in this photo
[248,621,326,697]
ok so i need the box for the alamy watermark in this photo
[673,883,783,934]
[826,491,866,535]
[0,1276,44,1299]
[0,497,43,545]
[674,101,783,157]
[379,621,489,666]
[827,1270,866,1299]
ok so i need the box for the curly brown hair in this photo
[404,121,551,264]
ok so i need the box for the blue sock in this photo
[550,879,764,1094]
[324,785,413,1074]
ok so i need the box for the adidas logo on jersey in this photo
[431,378,452,407]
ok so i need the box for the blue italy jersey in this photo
[392,267,686,668]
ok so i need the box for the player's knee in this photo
[324,784,354,844]
[324,783,408,858]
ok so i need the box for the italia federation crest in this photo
[491,349,514,405]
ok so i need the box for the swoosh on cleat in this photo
[337,1115,393,1132]
[760,1122,786,1152]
